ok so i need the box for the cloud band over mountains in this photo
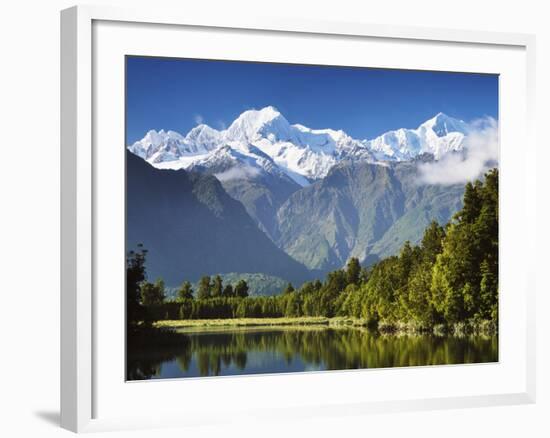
[417,117,498,185]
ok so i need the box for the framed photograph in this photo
[61,5,536,433]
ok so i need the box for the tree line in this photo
[127,168,498,330]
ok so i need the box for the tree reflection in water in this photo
[127,327,498,380]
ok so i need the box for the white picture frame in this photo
[60,4,536,433]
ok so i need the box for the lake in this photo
[127,326,498,380]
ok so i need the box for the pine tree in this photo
[345,257,361,286]
[282,282,295,295]
[234,280,249,298]
[284,293,299,317]
[458,181,482,224]
[325,270,347,295]
[421,221,445,264]
[140,279,165,306]
[406,263,435,326]
[358,267,369,285]
[126,244,148,325]
[362,256,401,323]
[212,275,223,298]
[177,281,194,300]
[398,241,415,282]
[197,276,212,300]
[222,284,234,298]
[430,253,452,318]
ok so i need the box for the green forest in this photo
[127,168,498,334]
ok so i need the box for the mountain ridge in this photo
[128,107,487,186]
[274,159,465,272]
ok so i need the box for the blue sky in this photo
[126,56,498,144]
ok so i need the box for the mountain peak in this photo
[422,112,451,126]
[189,123,212,131]
[420,113,468,137]
[258,105,281,116]
[225,106,291,143]
[186,123,219,137]
[234,106,284,125]
[143,129,184,141]
[141,129,170,148]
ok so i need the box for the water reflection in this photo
[127,327,498,380]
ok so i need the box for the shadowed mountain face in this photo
[275,159,464,271]
[186,148,302,240]
[126,150,311,287]
[220,175,300,240]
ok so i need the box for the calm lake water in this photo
[127,327,498,380]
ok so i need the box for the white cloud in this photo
[418,117,499,185]
[214,165,261,182]
[193,114,204,125]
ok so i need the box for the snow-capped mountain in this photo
[365,112,469,161]
[127,125,221,164]
[127,107,480,186]
[128,106,374,185]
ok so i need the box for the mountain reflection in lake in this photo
[127,327,498,380]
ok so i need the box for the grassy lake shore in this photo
[155,316,340,329]
[154,316,497,335]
